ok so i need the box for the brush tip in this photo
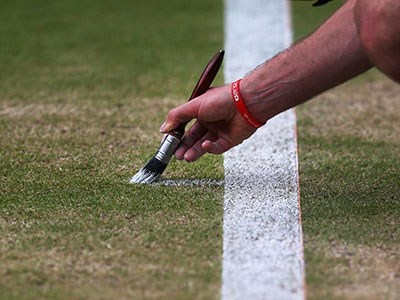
[130,157,167,184]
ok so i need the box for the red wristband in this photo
[231,79,264,128]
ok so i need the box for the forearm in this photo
[241,0,372,123]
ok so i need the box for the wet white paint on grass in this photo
[223,0,305,299]
[156,178,224,186]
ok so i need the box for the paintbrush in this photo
[130,49,225,184]
[292,0,333,6]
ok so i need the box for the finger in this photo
[175,121,207,160]
[202,138,232,155]
[160,99,200,133]
[184,132,215,162]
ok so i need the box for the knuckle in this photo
[184,132,196,144]
[192,146,204,158]
[167,108,177,121]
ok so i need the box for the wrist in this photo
[231,79,265,128]
[240,56,303,123]
[239,76,275,123]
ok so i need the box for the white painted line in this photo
[222,1,305,300]
[156,179,224,186]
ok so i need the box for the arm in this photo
[241,0,372,123]
[160,0,372,162]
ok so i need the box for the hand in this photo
[160,84,258,162]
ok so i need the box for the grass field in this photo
[293,2,400,299]
[1,0,399,299]
[0,1,224,299]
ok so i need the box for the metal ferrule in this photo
[155,134,181,164]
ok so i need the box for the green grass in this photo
[293,1,400,299]
[2,1,399,299]
[0,0,224,100]
[0,0,224,299]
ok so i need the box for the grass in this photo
[1,1,399,299]
[0,0,224,299]
[293,1,400,299]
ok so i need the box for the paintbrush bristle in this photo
[130,157,168,184]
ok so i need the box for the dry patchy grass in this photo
[299,75,400,142]
[305,242,400,300]
[0,205,223,300]
[0,95,224,300]
[299,75,400,300]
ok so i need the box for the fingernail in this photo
[184,152,191,162]
[175,149,184,160]
[159,122,166,132]
[184,151,196,162]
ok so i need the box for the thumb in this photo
[160,100,200,133]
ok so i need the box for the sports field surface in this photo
[1,1,399,299]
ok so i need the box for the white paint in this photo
[222,1,305,299]
[156,178,224,186]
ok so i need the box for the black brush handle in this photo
[169,49,225,139]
